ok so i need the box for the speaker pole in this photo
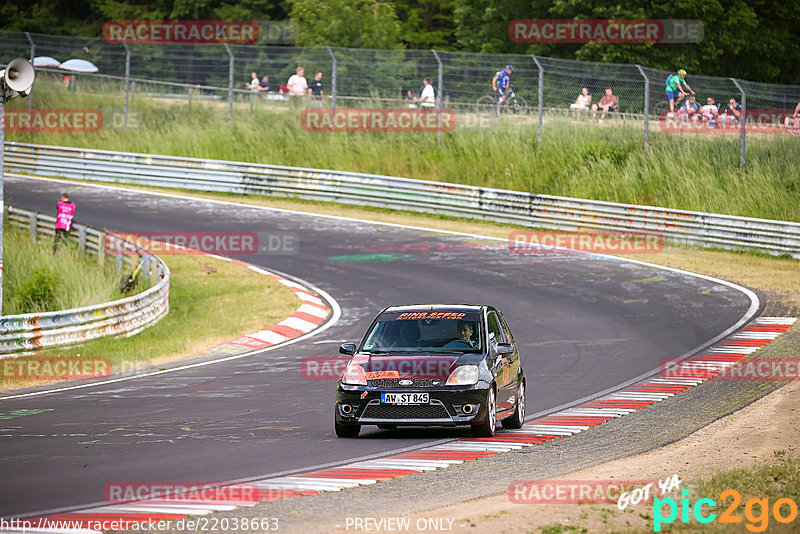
[1,89,5,314]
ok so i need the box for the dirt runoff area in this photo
[327,379,800,534]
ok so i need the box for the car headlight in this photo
[446,365,479,386]
[342,364,367,386]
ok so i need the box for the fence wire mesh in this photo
[2,30,799,166]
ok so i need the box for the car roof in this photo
[381,304,485,313]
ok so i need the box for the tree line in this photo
[1,0,797,84]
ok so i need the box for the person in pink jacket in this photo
[54,192,76,252]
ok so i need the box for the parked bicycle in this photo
[476,85,529,116]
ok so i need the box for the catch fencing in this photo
[5,142,800,258]
[1,205,170,355]
[2,31,799,165]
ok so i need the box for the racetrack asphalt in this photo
[0,175,757,518]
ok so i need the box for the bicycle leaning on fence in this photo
[476,84,529,116]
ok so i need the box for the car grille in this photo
[362,403,450,420]
[370,378,442,388]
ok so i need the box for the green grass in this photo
[3,222,123,315]
[7,76,800,222]
[632,454,800,533]
[2,253,300,389]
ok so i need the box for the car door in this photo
[498,311,522,403]
[486,310,514,410]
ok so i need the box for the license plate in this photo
[381,392,429,404]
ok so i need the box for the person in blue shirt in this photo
[492,65,514,104]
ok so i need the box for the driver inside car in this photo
[443,320,477,349]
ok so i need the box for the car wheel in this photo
[471,388,497,437]
[502,379,525,429]
[377,424,397,430]
[335,420,361,438]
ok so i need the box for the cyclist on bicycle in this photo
[492,65,513,104]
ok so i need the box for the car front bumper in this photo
[335,384,490,426]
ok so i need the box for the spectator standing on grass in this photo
[665,69,694,116]
[784,100,800,128]
[309,71,324,98]
[570,87,591,118]
[592,88,618,121]
[414,77,436,108]
[54,192,76,253]
[286,67,308,103]
[719,98,742,128]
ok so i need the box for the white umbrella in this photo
[33,56,61,67]
[59,59,99,73]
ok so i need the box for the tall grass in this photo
[3,222,122,314]
[7,80,800,222]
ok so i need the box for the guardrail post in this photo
[123,42,131,129]
[731,78,746,169]
[29,212,38,243]
[25,32,35,114]
[531,56,544,149]
[432,49,444,150]
[326,46,337,113]
[635,65,649,160]
[142,254,151,283]
[224,44,234,131]
[98,232,106,265]
[78,226,87,253]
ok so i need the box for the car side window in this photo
[487,312,505,344]
[498,314,515,345]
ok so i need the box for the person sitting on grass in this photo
[257,75,272,95]
[718,98,742,128]
[784,100,800,129]
[678,95,699,116]
[592,88,618,122]
[699,97,719,127]
[570,87,591,118]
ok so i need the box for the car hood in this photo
[351,352,479,380]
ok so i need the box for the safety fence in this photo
[2,31,799,165]
[5,142,800,258]
[1,205,170,355]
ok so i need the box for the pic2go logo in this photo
[653,489,799,532]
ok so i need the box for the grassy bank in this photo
[2,253,300,390]
[3,221,123,314]
[6,79,800,222]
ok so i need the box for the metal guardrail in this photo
[1,205,170,355]
[5,142,800,258]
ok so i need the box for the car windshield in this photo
[362,311,482,353]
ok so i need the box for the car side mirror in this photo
[339,343,356,355]
[495,342,513,355]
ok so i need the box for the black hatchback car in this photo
[334,304,526,438]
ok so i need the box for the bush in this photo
[16,267,59,313]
